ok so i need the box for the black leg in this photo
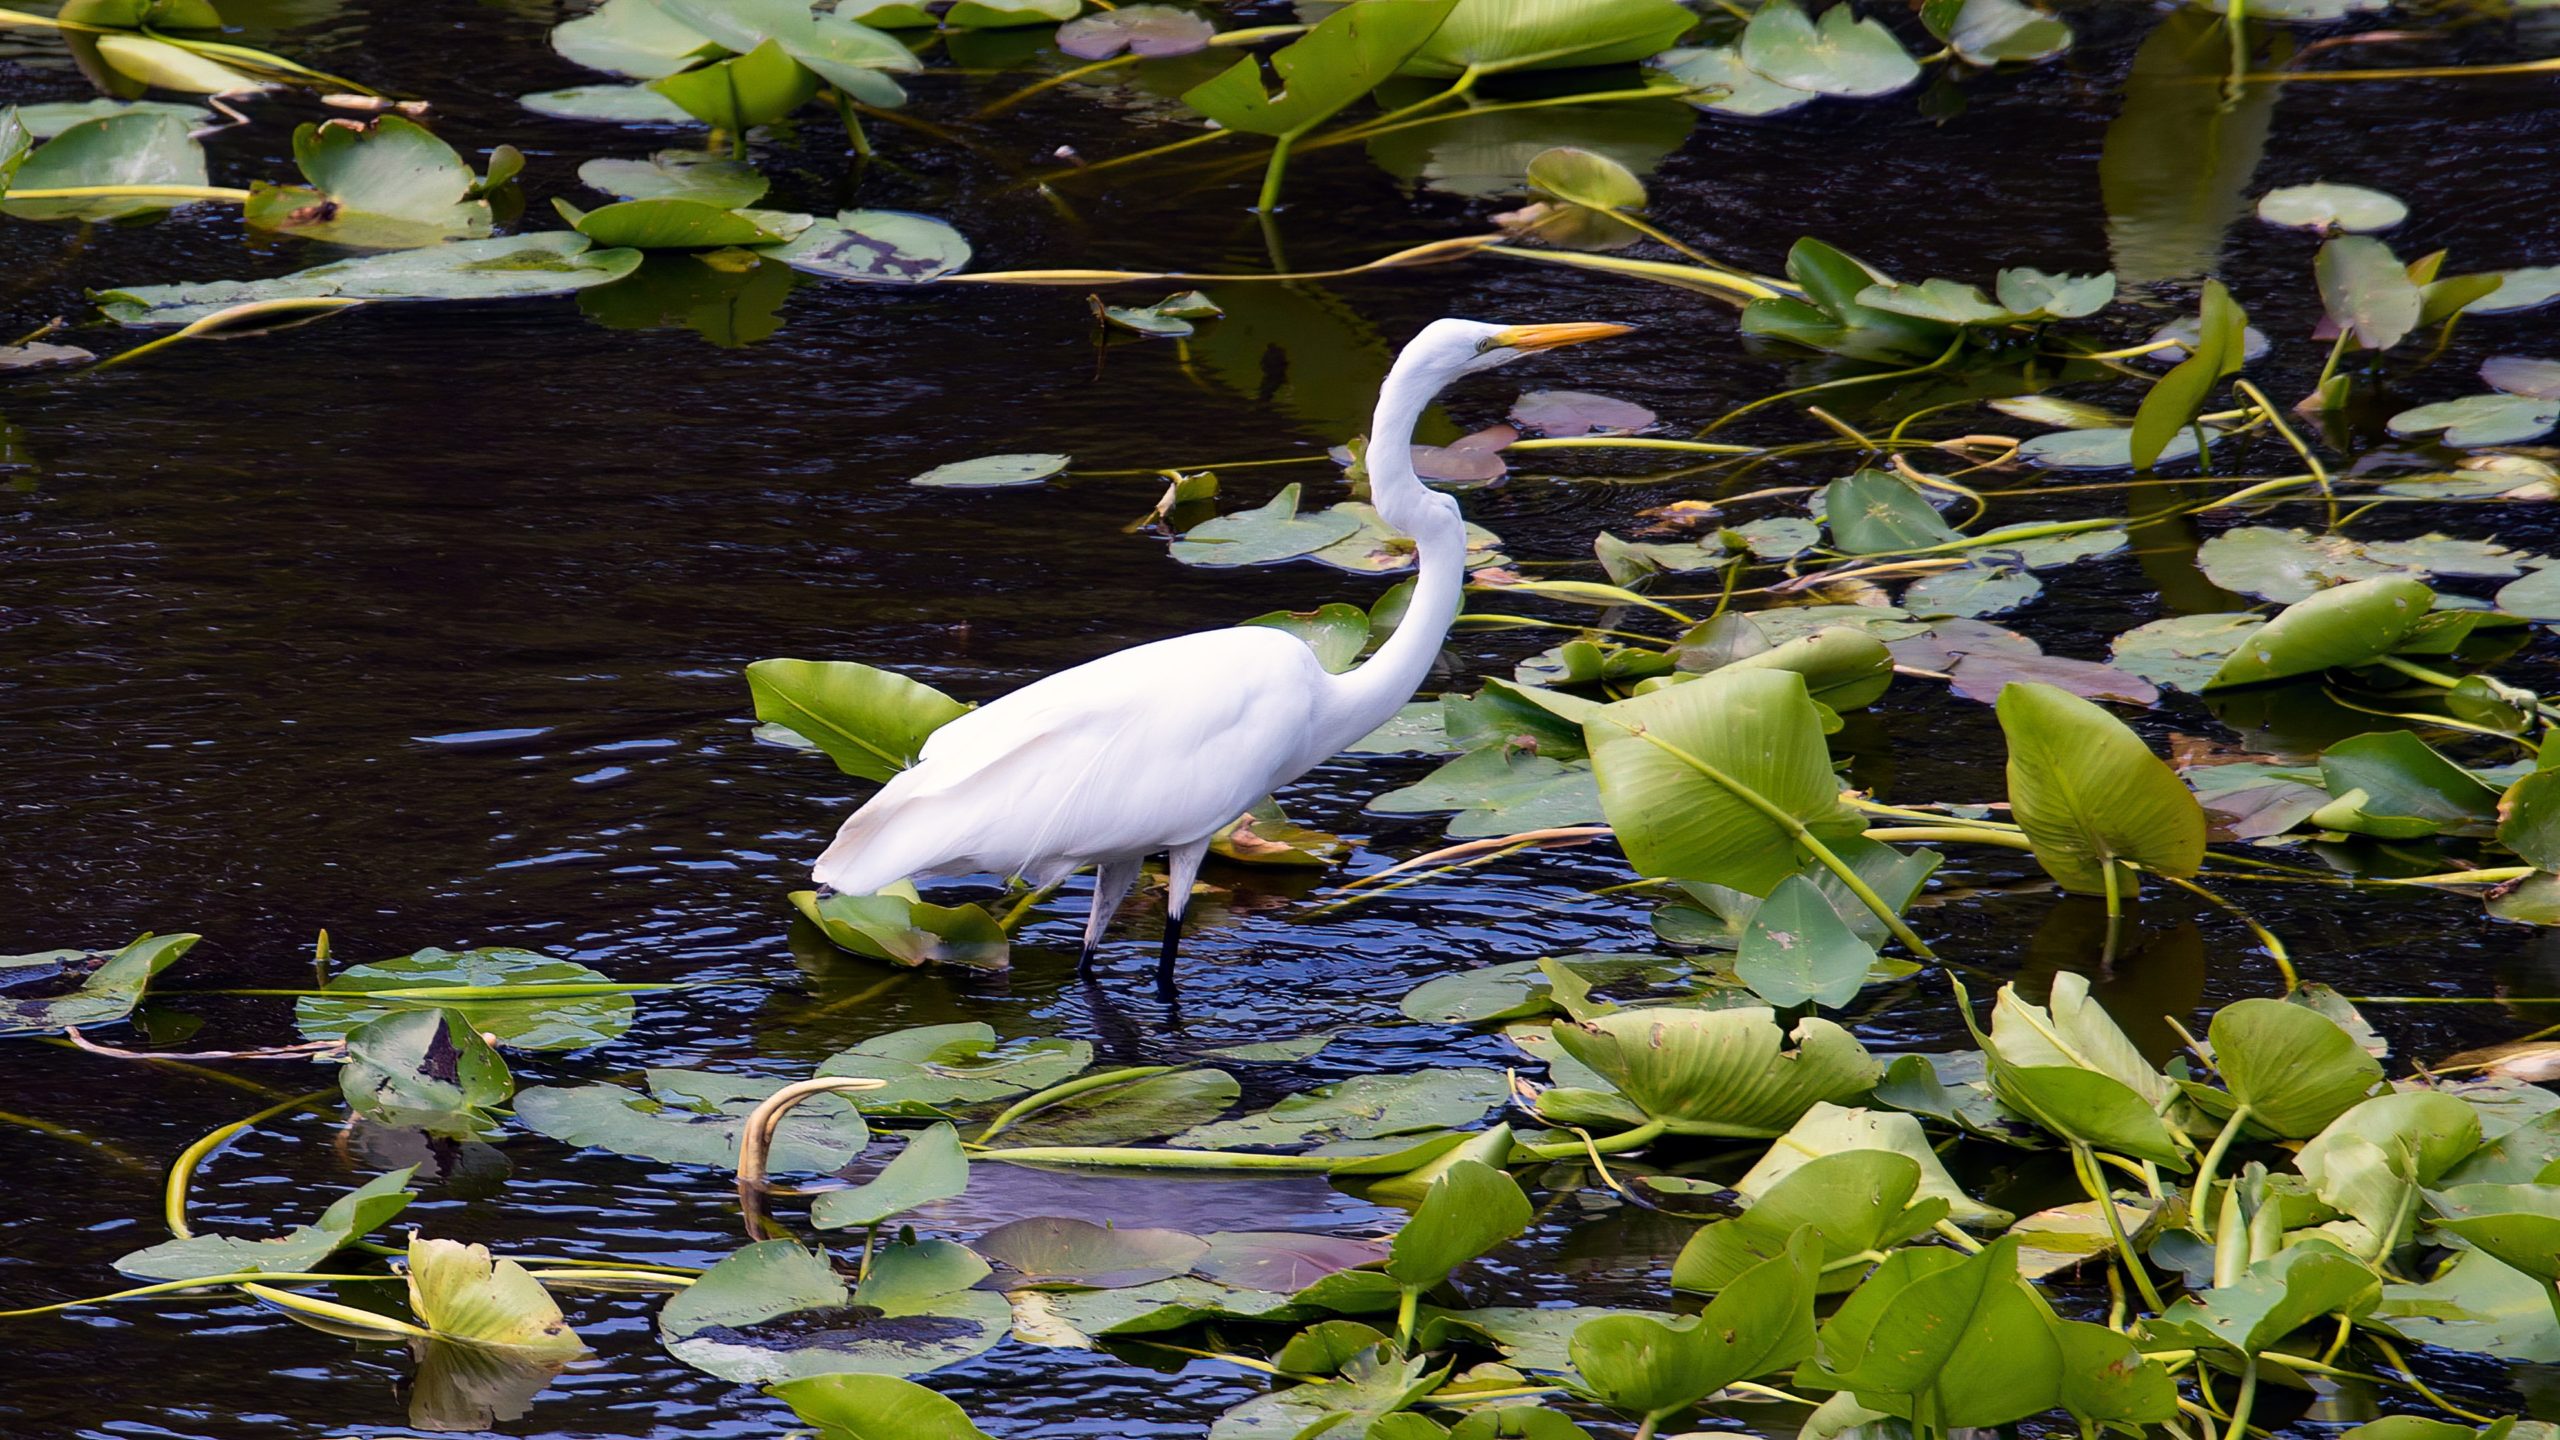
[1077,938,1101,979]
[1154,905,1186,994]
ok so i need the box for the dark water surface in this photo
[7,2,2560,1436]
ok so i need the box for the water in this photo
[5,2,2560,1435]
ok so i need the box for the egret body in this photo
[812,318,1631,986]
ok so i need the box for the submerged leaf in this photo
[98,233,643,327]
[0,932,198,1037]
[516,1068,868,1172]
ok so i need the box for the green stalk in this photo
[1394,1285,1420,1350]
[1861,825,2034,850]
[1600,721,1935,958]
[975,1065,1177,1143]
[2185,1103,2254,1238]
[240,1281,435,1341]
[2075,1142,2165,1313]
[1253,124,1310,213]
[0,1271,398,1318]
[1513,1120,1668,1161]
[2220,1358,2258,1440]
[166,1089,335,1237]
[974,1145,1350,1172]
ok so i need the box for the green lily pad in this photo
[662,1238,1010,1382]
[770,1373,995,1440]
[1579,1229,1820,1426]
[1904,564,2040,619]
[2426,1182,2560,1283]
[1932,0,2071,65]
[910,453,1069,489]
[2473,265,2560,315]
[2389,394,2560,448]
[2257,182,2406,233]
[552,0,721,79]
[245,116,492,248]
[764,210,972,283]
[1800,1238,2065,1428]
[1676,1151,1945,1294]
[1824,468,1959,553]
[656,0,919,103]
[1550,1006,1880,1138]
[580,151,768,206]
[2111,613,2264,691]
[1988,973,2169,1106]
[1735,871,1881,1009]
[12,98,210,137]
[515,1068,868,1172]
[1740,1,1920,97]
[0,932,198,1037]
[864,832,1083,955]
[1181,0,1460,138]
[991,1067,1240,1147]
[3,112,206,222]
[2014,426,2198,470]
[2150,1241,2380,1354]
[1171,1068,1505,1150]
[2375,1247,2560,1361]
[556,196,795,248]
[1998,681,2206,898]
[2205,575,2434,688]
[293,946,638,1050]
[341,1007,513,1135]
[650,37,821,130]
[98,233,644,327]
[816,1023,1092,1116]
[812,1122,967,1229]
[1650,45,1820,116]
[1739,1102,2011,1227]
[521,83,698,124]
[116,1167,416,1281]
[1170,484,1366,568]
[2210,998,2383,1138]
[408,1235,585,1357]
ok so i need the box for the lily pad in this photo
[2111,613,2264,691]
[12,98,210,137]
[1649,45,1819,117]
[992,1067,1241,1147]
[557,196,797,249]
[771,1373,995,1440]
[245,116,492,248]
[910,453,1069,489]
[765,210,972,283]
[816,1023,1092,1115]
[974,1218,1209,1290]
[514,1068,868,1172]
[1056,5,1214,59]
[2014,426,2198,470]
[521,84,697,124]
[1170,484,1364,568]
[116,1167,416,1281]
[580,151,768,206]
[1171,1068,1505,1150]
[3,112,207,222]
[1550,1006,1881,1138]
[2204,575,2434,689]
[293,946,637,1050]
[409,1235,585,1358]
[1740,1,1920,98]
[97,233,644,327]
[2257,182,2406,233]
[1510,390,1653,437]
[339,1007,513,1135]
[0,932,198,1037]
[812,1122,967,1229]
[662,1238,1010,1382]
[747,657,968,783]
[2389,394,2560,449]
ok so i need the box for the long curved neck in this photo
[1312,360,1469,754]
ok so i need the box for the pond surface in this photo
[6,2,2560,1436]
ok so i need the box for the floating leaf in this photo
[580,151,769,206]
[770,1373,996,1440]
[2210,998,2383,1138]
[944,0,1075,27]
[408,1235,584,1358]
[2149,1242,2380,1354]
[997,1067,1242,1147]
[1739,1103,2011,1227]
[1367,747,1602,838]
[1648,45,1819,117]
[293,946,637,1050]
[1402,0,1696,78]
[515,1068,868,1172]
[812,1122,967,1229]
[97,233,644,327]
[662,1239,1010,1382]
[1803,1238,2062,1428]
[522,83,697,123]
[2258,182,2406,233]
[1736,871,1879,1009]
[1172,1068,1505,1150]
[975,1218,1208,1291]
[556,196,795,248]
[765,210,972,283]
[1740,1,1920,98]
[908,452,1068,489]
[1510,390,1652,437]
[1169,484,1365,568]
[1932,0,2071,66]
[817,1024,1092,1115]
[1825,469,1959,553]
[2014,426,2197,470]
[3,113,206,222]
[341,1007,513,1134]
[1550,1006,1880,1138]
[11,97,210,137]
[1056,4,1214,59]
[118,1168,416,1281]
[245,117,492,248]
[0,932,198,1037]
[1905,564,2039,619]
[2389,394,2560,449]
[553,0,721,79]
[1674,1152,1945,1294]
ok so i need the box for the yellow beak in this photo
[1492,321,1637,352]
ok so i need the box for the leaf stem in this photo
[975,1065,1178,1143]
[2075,1142,2165,1314]
[165,1089,336,1238]
[2185,1102,2254,1239]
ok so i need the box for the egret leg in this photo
[1079,859,1142,977]
[1156,839,1212,992]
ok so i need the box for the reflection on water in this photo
[5,2,2560,1436]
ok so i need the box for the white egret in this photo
[813,318,1633,987]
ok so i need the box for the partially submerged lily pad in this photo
[98,234,644,327]
[661,1239,1010,1382]
[911,453,1069,489]
[0,932,198,1037]
[516,1068,868,1172]
[294,946,638,1050]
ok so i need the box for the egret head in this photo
[1402,317,1636,384]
